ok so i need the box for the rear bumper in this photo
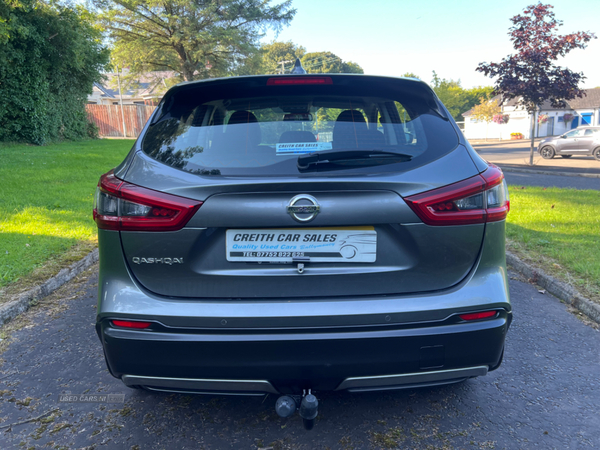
[98,313,509,393]
[121,366,489,396]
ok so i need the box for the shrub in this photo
[0,1,109,145]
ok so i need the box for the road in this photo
[1,265,600,449]
[470,139,600,172]
[470,140,600,190]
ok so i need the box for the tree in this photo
[98,0,296,81]
[431,71,494,121]
[399,72,420,80]
[476,3,596,164]
[0,0,109,144]
[471,95,501,141]
[300,51,363,74]
[259,41,305,74]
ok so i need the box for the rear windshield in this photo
[141,76,459,176]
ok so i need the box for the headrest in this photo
[335,110,367,124]
[228,110,258,125]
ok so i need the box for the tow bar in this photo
[275,390,319,430]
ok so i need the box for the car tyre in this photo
[594,148,600,161]
[540,146,555,159]
[560,155,572,158]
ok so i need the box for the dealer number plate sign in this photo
[226,228,376,263]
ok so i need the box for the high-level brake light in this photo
[404,165,510,226]
[93,171,202,231]
[267,77,333,86]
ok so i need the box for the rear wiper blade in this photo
[297,149,412,170]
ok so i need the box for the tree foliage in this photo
[471,95,501,123]
[476,3,595,112]
[400,72,420,79]
[0,0,109,144]
[259,40,305,74]
[301,51,363,74]
[98,0,296,81]
[430,72,493,121]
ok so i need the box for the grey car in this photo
[538,126,600,160]
[94,71,511,426]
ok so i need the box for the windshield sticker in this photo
[276,142,333,155]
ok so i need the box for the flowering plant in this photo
[492,114,509,124]
[538,114,549,124]
[510,132,523,138]
[563,113,574,123]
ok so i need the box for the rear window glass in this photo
[142,76,458,176]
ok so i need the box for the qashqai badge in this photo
[287,194,320,222]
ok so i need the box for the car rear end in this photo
[94,74,511,395]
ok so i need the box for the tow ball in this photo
[275,390,319,430]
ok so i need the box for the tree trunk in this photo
[529,110,536,166]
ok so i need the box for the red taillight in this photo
[459,311,497,321]
[267,77,333,86]
[112,320,152,329]
[93,171,202,231]
[404,165,510,226]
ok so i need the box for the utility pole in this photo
[115,65,127,137]
[277,60,293,74]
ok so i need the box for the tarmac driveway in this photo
[1,264,600,449]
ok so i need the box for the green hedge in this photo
[0,1,109,145]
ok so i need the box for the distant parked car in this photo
[538,126,600,160]
[93,69,512,428]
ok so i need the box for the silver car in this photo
[538,126,600,160]
[94,71,511,427]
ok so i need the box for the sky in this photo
[262,0,600,89]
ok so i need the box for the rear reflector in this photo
[93,171,202,231]
[459,311,497,321]
[267,77,333,86]
[404,165,510,226]
[112,320,152,329]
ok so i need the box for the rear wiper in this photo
[297,149,412,170]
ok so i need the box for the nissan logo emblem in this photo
[287,194,320,222]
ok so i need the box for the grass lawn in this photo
[0,140,132,290]
[506,185,600,301]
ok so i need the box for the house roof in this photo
[95,70,178,99]
[461,88,600,118]
[93,82,116,98]
[568,88,600,109]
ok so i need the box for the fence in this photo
[86,104,156,138]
